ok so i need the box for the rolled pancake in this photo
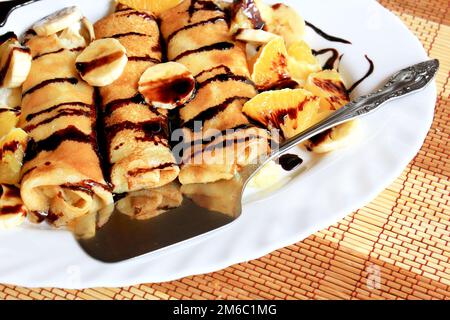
[94,7,179,193]
[160,0,271,185]
[19,28,114,227]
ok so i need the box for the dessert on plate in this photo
[0,0,361,236]
[94,5,180,194]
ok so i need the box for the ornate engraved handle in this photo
[272,59,439,159]
[0,0,38,27]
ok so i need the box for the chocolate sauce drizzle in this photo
[0,204,25,216]
[128,56,161,64]
[105,119,168,144]
[306,21,352,45]
[177,124,252,152]
[189,133,265,160]
[182,96,250,131]
[167,17,226,44]
[187,0,223,22]
[348,55,375,93]
[24,109,91,132]
[2,185,21,198]
[111,32,149,39]
[76,51,125,76]
[312,48,340,70]
[117,10,157,22]
[128,163,176,177]
[197,73,252,90]
[0,140,21,160]
[25,102,92,122]
[0,107,19,115]
[61,179,112,194]
[22,77,78,97]
[33,48,65,60]
[0,31,17,44]
[306,20,375,91]
[24,125,94,163]
[21,29,36,44]
[195,65,232,79]
[103,93,156,116]
[173,41,234,61]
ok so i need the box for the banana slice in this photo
[75,38,127,87]
[266,3,305,46]
[0,87,21,109]
[0,33,32,89]
[230,0,265,34]
[254,0,273,23]
[59,17,95,50]
[247,160,282,189]
[0,128,28,185]
[0,109,19,139]
[138,62,196,110]
[0,184,27,229]
[236,29,278,44]
[214,0,233,11]
[306,120,361,153]
[81,17,95,44]
[32,6,84,37]
[0,88,21,139]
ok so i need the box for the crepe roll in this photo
[160,0,272,185]
[19,22,114,227]
[94,7,179,193]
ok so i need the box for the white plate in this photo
[0,0,436,288]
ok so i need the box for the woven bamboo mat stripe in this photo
[1,0,449,300]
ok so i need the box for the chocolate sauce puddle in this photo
[277,154,303,172]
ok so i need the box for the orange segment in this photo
[287,41,322,85]
[265,3,305,46]
[243,88,320,138]
[116,0,184,15]
[304,70,349,111]
[250,37,292,90]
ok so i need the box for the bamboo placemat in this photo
[1,0,449,300]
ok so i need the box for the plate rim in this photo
[0,0,437,288]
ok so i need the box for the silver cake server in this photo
[77,59,439,262]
